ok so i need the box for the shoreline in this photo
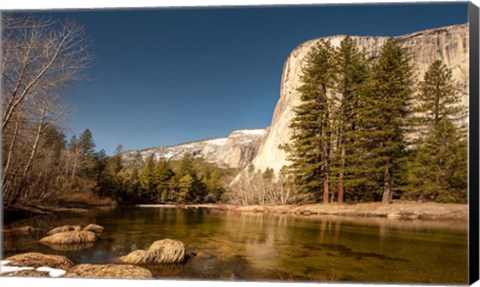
[4,200,468,223]
[137,201,468,222]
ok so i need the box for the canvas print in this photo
[1,2,477,284]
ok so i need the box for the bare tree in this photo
[2,15,92,208]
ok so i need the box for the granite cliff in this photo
[250,23,469,174]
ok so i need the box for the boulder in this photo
[39,231,97,245]
[120,239,186,264]
[3,252,73,269]
[47,225,81,235]
[65,264,152,279]
[82,223,104,233]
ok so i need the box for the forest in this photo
[1,16,468,214]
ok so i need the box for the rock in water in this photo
[39,231,97,245]
[3,252,73,270]
[46,225,81,235]
[147,239,186,264]
[82,223,104,233]
[118,250,153,265]
[65,264,152,279]
[120,239,186,264]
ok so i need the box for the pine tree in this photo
[405,60,467,202]
[129,166,142,202]
[154,160,175,202]
[177,174,194,203]
[358,38,414,203]
[287,39,337,203]
[78,129,96,159]
[332,36,369,203]
[139,154,157,201]
[205,170,224,202]
[78,129,97,178]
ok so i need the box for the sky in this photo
[11,2,469,154]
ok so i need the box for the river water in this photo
[3,206,468,283]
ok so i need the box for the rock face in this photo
[122,128,267,169]
[250,23,469,174]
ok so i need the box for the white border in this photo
[0,1,478,287]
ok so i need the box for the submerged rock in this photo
[39,231,97,245]
[65,264,152,279]
[42,242,95,251]
[3,226,36,235]
[82,223,104,233]
[120,239,186,264]
[3,252,73,270]
[47,225,81,235]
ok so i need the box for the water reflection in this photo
[3,207,468,283]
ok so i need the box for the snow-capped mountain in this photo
[121,128,267,169]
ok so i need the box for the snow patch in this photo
[206,138,228,146]
[161,150,175,159]
[0,265,35,274]
[36,266,67,277]
[0,261,66,277]
[235,129,266,136]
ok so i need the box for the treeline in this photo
[284,37,467,204]
[94,150,230,204]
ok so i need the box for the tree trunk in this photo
[338,143,345,203]
[2,111,22,188]
[323,111,331,204]
[382,166,391,203]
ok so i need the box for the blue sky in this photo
[14,3,468,154]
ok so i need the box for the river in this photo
[3,206,468,283]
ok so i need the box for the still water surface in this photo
[3,206,468,283]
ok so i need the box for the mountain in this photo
[249,23,469,174]
[122,24,468,177]
[121,129,267,169]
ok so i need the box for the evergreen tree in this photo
[205,170,224,202]
[416,60,464,130]
[177,174,194,203]
[358,38,414,203]
[405,61,467,202]
[129,166,143,202]
[286,39,337,203]
[78,129,96,159]
[332,36,369,203]
[154,160,175,202]
[77,129,97,178]
[139,154,157,201]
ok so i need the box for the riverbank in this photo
[4,197,117,222]
[138,201,468,221]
